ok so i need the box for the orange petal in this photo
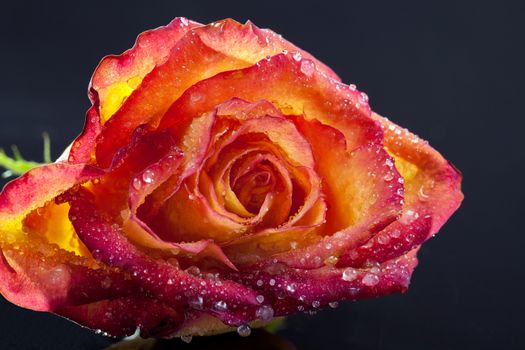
[95,19,332,168]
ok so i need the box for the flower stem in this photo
[0,133,51,178]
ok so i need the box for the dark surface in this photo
[0,0,522,349]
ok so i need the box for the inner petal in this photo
[232,164,275,215]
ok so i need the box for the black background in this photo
[0,0,523,349]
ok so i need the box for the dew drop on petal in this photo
[214,300,228,312]
[132,177,142,191]
[186,266,201,276]
[377,235,390,245]
[190,92,204,103]
[362,273,380,287]
[189,296,204,310]
[359,92,369,104]
[237,324,251,337]
[181,335,192,343]
[286,283,297,294]
[300,59,315,76]
[256,305,275,321]
[418,185,430,200]
[324,255,339,265]
[312,300,321,308]
[329,301,339,309]
[342,268,358,282]
[269,279,276,286]
[142,169,155,184]
[256,295,265,304]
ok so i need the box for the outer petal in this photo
[66,189,260,320]
[69,17,201,164]
[338,113,463,267]
[94,19,337,168]
[0,163,104,243]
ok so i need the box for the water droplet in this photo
[256,295,265,304]
[191,92,204,103]
[142,169,155,184]
[286,283,296,294]
[214,300,228,312]
[342,268,358,282]
[256,305,275,321]
[329,301,339,309]
[362,273,379,287]
[188,193,196,200]
[418,186,430,200]
[324,255,339,265]
[132,177,142,191]
[269,279,276,286]
[391,229,401,238]
[349,250,359,260]
[180,18,189,27]
[256,279,264,287]
[181,335,192,343]
[377,235,390,245]
[384,172,394,181]
[189,296,204,310]
[167,278,174,285]
[313,256,322,265]
[312,300,321,308]
[237,324,251,337]
[300,59,315,76]
[290,241,298,249]
[385,158,394,167]
[349,84,357,91]
[186,266,200,276]
[359,92,369,104]
[292,52,302,62]
[399,209,419,224]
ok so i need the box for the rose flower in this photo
[0,18,463,338]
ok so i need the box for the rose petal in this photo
[336,113,463,267]
[266,117,403,269]
[69,17,201,164]
[372,113,463,235]
[159,53,379,154]
[67,188,259,316]
[95,19,332,168]
[58,296,183,338]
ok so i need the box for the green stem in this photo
[0,133,51,178]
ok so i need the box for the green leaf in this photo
[264,317,286,334]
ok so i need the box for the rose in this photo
[0,18,463,338]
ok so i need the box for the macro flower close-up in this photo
[0,16,464,341]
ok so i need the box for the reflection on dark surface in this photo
[104,330,296,350]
